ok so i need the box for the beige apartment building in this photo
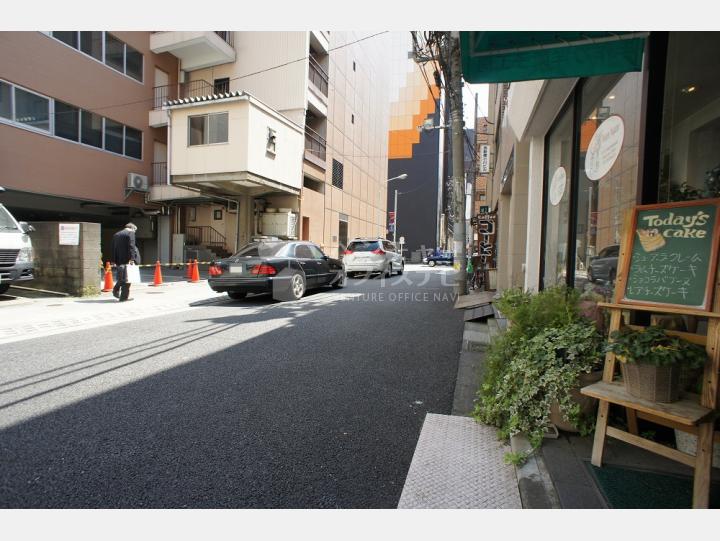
[0,31,392,266]
[149,31,392,260]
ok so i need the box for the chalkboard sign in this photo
[619,199,720,310]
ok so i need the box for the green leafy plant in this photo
[503,451,531,466]
[605,326,707,368]
[474,286,603,452]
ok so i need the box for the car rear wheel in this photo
[280,272,306,301]
[398,262,404,275]
[227,291,247,300]
[428,260,436,267]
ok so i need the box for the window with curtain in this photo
[188,112,228,146]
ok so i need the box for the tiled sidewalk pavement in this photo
[398,413,522,509]
[0,281,227,345]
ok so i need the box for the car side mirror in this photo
[322,255,329,260]
[19,221,35,233]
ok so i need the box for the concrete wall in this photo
[28,222,101,296]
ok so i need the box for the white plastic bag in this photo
[126,264,141,284]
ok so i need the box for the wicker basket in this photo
[620,361,681,403]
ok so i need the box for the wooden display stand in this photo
[582,203,720,508]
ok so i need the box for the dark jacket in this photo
[111,228,140,265]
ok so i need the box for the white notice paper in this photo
[59,223,80,245]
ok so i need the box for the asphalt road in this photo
[0,268,463,508]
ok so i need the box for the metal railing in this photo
[153,79,214,110]
[186,225,227,249]
[308,56,329,96]
[305,127,327,163]
[214,31,234,48]
[152,162,167,185]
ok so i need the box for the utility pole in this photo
[443,32,467,295]
[393,189,398,245]
[468,91,478,257]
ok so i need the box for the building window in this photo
[125,127,142,160]
[0,81,11,120]
[80,31,103,61]
[214,77,230,94]
[104,118,124,154]
[657,32,720,203]
[14,87,49,132]
[50,31,143,82]
[104,33,125,73]
[81,110,103,148]
[52,31,77,48]
[188,112,229,146]
[189,207,197,222]
[0,78,141,159]
[332,159,344,189]
[214,209,223,220]
[54,100,79,141]
[125,44,143,82]
[351,114,354,124]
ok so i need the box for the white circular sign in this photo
[549,167,567,206]
[585,115,625,181]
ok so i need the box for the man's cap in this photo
[125,223,137,230]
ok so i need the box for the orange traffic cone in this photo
[101,262,114,292]
[185,259,192,279]
[190,259,201,283]
[150,260,164,287]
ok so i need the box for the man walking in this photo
[111,223,140,302]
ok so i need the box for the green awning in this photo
[460,32,647,84]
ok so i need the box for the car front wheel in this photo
[428,260,436,267]
[332,269,347,288]
[398,262,404,275]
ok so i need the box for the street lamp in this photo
[386,174,408,244]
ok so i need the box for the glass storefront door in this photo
[542,104,573,288]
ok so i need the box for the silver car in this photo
[343,238,404,277]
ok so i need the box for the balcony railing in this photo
[152,162,167,185]
[305,127,327,163]
[308,56,329,97]
[186,225,227,249]
[153,80,214,110]
[214,31,234,48]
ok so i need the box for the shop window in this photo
[657,32,720,203]
[575,72,643,291]
[542,104,573,288]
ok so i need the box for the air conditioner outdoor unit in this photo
[127,173,149,192]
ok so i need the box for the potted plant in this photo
[475,286,605,450]
[605,326,707,403]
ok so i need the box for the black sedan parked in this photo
[208,240,346,301]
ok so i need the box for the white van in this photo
[0,187,34,295]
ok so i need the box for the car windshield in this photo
[348,241,380,252]
[0,205,19,230]
[232,242,288,258]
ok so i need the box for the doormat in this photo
[585,462,720,508]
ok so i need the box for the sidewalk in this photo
[0,279,227,345]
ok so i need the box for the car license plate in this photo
[229,265,243,273]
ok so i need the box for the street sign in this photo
[399,236,405,244]
[480,206,489,213]
[388,211,395,225]
[479,144,490,173]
